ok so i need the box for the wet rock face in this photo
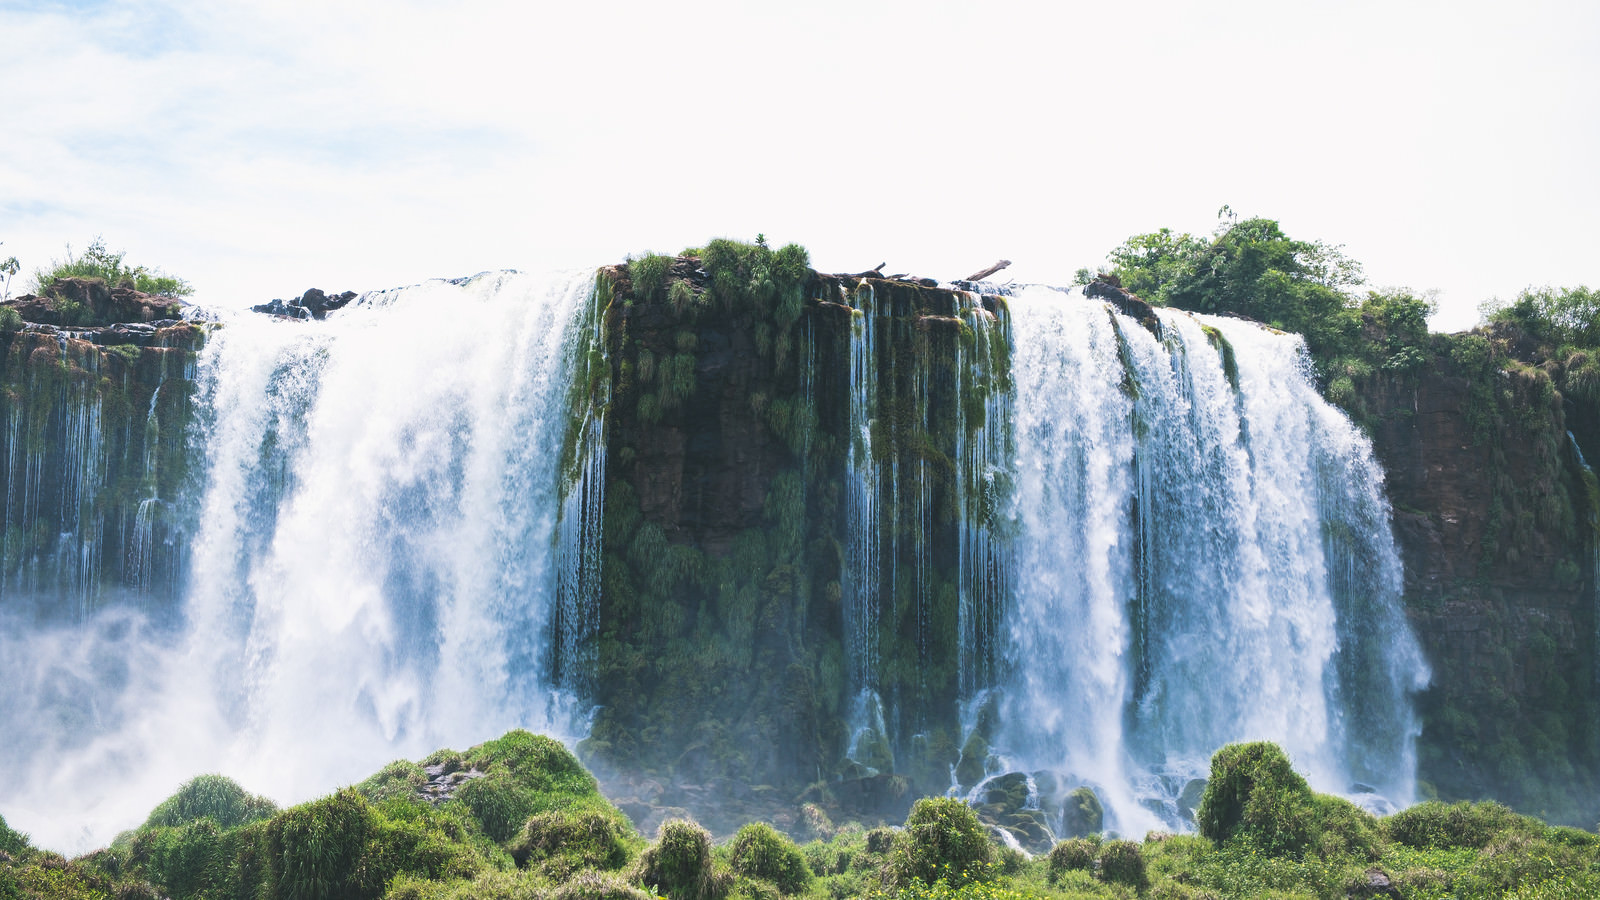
[1356,351,1600,824]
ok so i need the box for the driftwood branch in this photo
[849,262,886,279]
[964,259,1011,281]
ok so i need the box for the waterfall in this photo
[842,282,887,769]
[0,270,605,851]
[1569,433,1600,688]
[994,286,1427,835]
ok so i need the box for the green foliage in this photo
[699,238,810,324]
[456,773,539,843]
[511,809,634,880]
[633,819,716,900]
[628,254,674,305]
[1487,285,1600,348]
[1046,838,1097,883]
[0,813,29,858]
[1098,215,1439,407]
[0,307,21,335]
[355,760,429,804]
[33,236,193,297]
[728,823,810,895]
[1196,742,1318,854]
[890,798,994,888]
[552,869,655,900]
[265,788,380,899]
[145,773,279,830]
[1094,840,1146,890]
[1386,800,1538,850]
[0,251,18,301]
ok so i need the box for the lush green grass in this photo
[7,737,1599,900]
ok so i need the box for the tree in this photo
[0,243,18,301]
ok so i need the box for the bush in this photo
[455,773,538,843]
[144,774,278,830]
[1046,837,1096,882]
[628,254,674,304]
[266,789,380,900]
[553,869,655,900]
[728,823,810,895]
[356,759,430,804]
[634,819,715,900]
[1196,742,1317,855]
[0,307,21,335]
[1385,800,1534,850]
[33,237,192,297]
[129,819,225,899]
[1096,839,1147,889]
[511,809,632,879]
[890,798,993,888]
[1309,794,1385,861]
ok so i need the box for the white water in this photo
[994,286,1427,835]
[0,270,603,852]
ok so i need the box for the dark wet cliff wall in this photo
[581,254,1009,834]
[0,320,202,620]
[1354,329,1600,825]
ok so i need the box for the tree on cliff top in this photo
[32,236,192,298]
[1096,213,1436,408]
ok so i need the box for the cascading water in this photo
[0,270,606,851]
[992,285,1427,836]
[842,282,888,770]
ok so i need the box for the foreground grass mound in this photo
[7,737,1600,900]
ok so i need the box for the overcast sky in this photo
[2,0,1596,332]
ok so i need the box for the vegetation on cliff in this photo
[4,736,1599,900]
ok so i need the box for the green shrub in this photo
[864,827,897,855]
[33,237,192,297]
[266,788,383,900]
[553,869,655,900]
[455,773,538,843]
[1095,839,1147,889]
[1046,837,1097,882]
[890,797,993,888]
[0,813,29,858]
[356,760,429,804]
[628,254,673,304]
[1385,799,1535,850]
[511,809,633,879]
[0,307,21,335]
[1309,794,1385,861]
[129,818,225,899]
[634,819,715,900]
[728,823,810,895]
[1196,741,1317,855]
[145,774,278,830]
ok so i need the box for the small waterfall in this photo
[995,286,1426,834]
[842,282,884,763]
[1569,433,1600,688]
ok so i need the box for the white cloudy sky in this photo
[2,0,1596,331]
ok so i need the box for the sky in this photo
[1,0,1597,332]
